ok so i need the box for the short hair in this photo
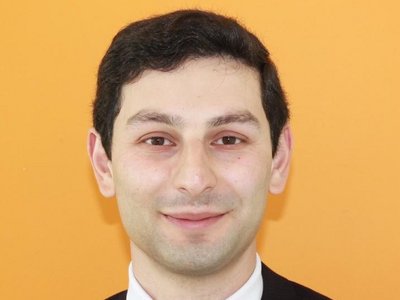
[93,9,289,158]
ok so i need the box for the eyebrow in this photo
[126,110,184,128]
[126,109,260,129]
[206,111,260,129]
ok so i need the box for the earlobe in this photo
[87,128,115,197]
[269,125,292,194]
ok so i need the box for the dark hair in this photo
[93,9,289,158]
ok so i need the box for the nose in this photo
[172,142,217,197]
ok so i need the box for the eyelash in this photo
[141,135,244,147]
[213,136,243,145]
[144,136,174,146]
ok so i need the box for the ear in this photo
[269,125,293,194]
[87,128,115,197]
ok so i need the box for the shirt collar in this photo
[127,254,263,300]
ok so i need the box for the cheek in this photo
[112,156,171,239]
[111,154,172,220]
[114,152,171,191]
[219,153,271,225]
[221,153,271,194]
[219,157,269,237]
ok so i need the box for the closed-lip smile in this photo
[163,211,226,229]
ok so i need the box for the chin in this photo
[148,237,243,276]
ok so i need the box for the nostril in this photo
[173,168,217,196]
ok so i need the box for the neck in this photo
[130,241,257,300]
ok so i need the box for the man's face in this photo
[108,57,274,275]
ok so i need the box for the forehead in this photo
[117,57,266,125]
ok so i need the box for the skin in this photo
[88,57,292,299]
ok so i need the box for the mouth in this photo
[162,212,226,229]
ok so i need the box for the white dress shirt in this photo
[126,254,263,300]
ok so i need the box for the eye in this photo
[144,137,174,146]
[213,136,242,145]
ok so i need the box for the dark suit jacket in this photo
[106,263,330,299]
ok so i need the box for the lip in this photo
[163,212,226,229]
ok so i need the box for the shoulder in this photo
[261,263,331,300]
[105,290,127,300]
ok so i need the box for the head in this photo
[88,10,291,277]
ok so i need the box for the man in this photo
[88,9,329,299]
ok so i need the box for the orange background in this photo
[1,1,399,299]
